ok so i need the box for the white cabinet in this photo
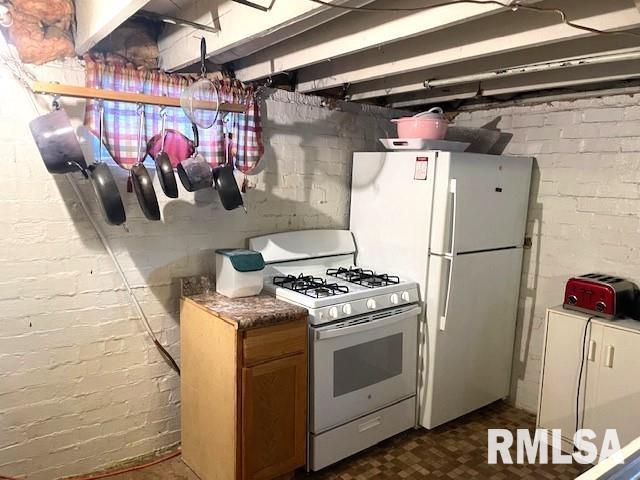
[584,323,640,448]
[537,307,640,451]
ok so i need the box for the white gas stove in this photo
[250,229,421,471]
[262,263,419,326]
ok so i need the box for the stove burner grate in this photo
[273,274,349,298]
[326,267,400,288]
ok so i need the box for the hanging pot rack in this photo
[31,81,247,114]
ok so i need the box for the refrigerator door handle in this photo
[445,179,457,256]
[439,256,454,331]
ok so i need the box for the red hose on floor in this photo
[0,450,181,480]
[69,451,181,480]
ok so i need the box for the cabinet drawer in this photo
[243,320,307,366]
[310,396,416,471]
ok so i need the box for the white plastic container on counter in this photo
[215,249,265,298]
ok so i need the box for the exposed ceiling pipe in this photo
[424,47,640,89]
[134,10,218,33]
[231,0,276,12]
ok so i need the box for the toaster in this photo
[564,273,639,320]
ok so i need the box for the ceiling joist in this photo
[388,60,640,108]
[75,0,151,54]
[346,32,640,101]
[232,0,524,82]
[295,0,640,93]
[156,0,374,71]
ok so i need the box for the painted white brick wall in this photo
[0,60,397,479]
[455,93,640,413]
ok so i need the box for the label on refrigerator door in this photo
[414,157,428,180]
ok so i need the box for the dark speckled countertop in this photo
[184,292,308,330]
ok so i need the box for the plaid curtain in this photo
[83,58,264,173]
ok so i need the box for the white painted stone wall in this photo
[455,93,640,413]
[0,59,396,479]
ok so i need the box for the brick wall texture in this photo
[455,93,640,414]
[0,60,396,479]
[5,57,637,479]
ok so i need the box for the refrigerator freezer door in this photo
[350,152,436,292]
[419,247,523,429]
[430,152,532,255]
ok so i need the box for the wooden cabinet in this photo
[180,298,308,480]
[242,354,306,480]
[538,307,640,452]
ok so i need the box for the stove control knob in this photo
[390,293,400,305]
[342,304,352,315]
[567,295,578,305]
[366,299,377,310]
[329,307,339,319]
[401,291,411,302]
[595,301,607,313]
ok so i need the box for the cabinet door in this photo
[584,326,640,448]
[538,311,599,441]
[242,353,307,480]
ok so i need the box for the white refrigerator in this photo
[349,150,532,429]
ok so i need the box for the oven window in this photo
[333,333,403,397]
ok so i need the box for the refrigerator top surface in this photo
[350,151,533,256]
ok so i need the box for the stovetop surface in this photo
[263,265,416,309]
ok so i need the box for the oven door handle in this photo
[315,305,421,341]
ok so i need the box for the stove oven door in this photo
[310,304,420,434]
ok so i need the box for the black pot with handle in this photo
[177,123,213,192]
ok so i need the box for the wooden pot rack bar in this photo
[31,81,247,114]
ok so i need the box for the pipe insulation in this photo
[424,48,640,89]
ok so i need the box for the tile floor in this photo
[103,402,590,479]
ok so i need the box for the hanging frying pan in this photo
[213,114,244,211]
[130,106,161,221]
[87,163,126,226]
[152,108,179,198]
[82,104,126,226]
[29,100,87,175]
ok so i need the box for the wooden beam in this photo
[75,0,150,54]
[347,32,640,101]
[31,82,247,113]
[157,0,373,72]
[296,0,640,92]
[232,0,520,82]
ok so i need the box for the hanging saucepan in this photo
[151,108,178,198]
[213,114,245,211]
[176,123,213,192]
[180,37,219,129]
[130,106,161,221]
[29,99,87,174]
[86,104,126,225]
